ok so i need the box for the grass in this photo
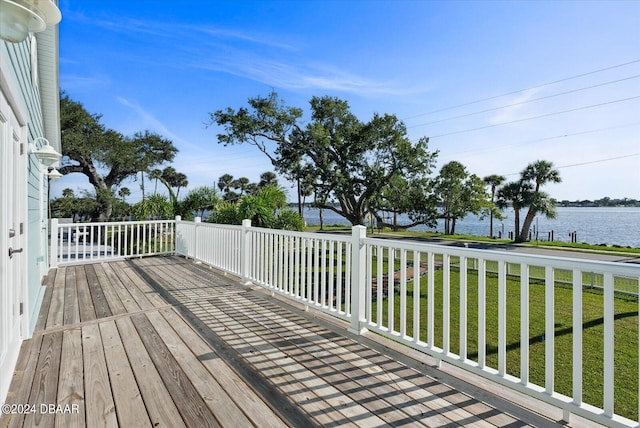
[304,225,640,254]
[369,261,639,422]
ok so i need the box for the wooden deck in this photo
[1,256,571,427]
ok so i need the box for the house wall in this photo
[2,36,49,334]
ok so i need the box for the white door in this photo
[0,95,25,402]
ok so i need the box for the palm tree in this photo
[118,187,130,203]
[518,160,561,241]
[233,177,251,196]
[496,181,533,241]
[258,171,278,188]
[174,173,188,199]
[217,174,234,194]
[483,174,505,237]
[149,169,162,193]
[62,188,74,198]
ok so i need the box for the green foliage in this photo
[208,185,304,230]
[133,194,174,220]
[50,191,99,221]
[271,209,305,231]
[181,186,219,219]
[209,202,240,224]
[433,161,489,234]
[497,160,561,242]
[211,92,438,226]
[59,92,178,220]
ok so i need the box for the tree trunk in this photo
[451,218,457,235]
[518,207,537,242]
[489,211,494,237]
[513,209,521,242]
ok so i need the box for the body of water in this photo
[301,207,640,248]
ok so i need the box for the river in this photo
[301,207,640,248]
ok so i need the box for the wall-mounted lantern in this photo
[29,136,61,167]
[0,0,61,43]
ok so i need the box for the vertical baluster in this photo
[603,272,614,417]
[545,266,555,394]
[376,246,383,328]
[413,250,421,343]
[336,242,343,312]
[124,223,128,257]
[388,247,395,334]
[478,258,486,368]
[321,240,327,306]
[460,256,467,361]
[498,261,507,376]
[365,244,372,321]
[312,239,318,304]
[307,239,313,303]
[329,241,335,310]
[572,268,582,405]
[293,236,299,297]
[289,236,295,295]
[345,242,351,316]
[443,254,450,354]
[400,249,407,338]
[73,226,79,261]
[427,252,435,349]
[521,264,530,385]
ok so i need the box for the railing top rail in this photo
[361,236,640,277]
[176,220,242,231]
[54,219,176,227]
[250,226,353,243]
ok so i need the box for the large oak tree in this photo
[60,93,178,220]
[211,92,437,226]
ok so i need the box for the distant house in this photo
[0,0,62,401]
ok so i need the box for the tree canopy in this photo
[59,93,178,220]
[496,160,560,242]
[433,161,489,234]
[210,92,438,226]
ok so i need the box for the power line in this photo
[437,122,640,159]
[557,153,640,169]
[402,59,640,121]
[429,95,640,139]
[502,152,640,177]
[407,74,640,129]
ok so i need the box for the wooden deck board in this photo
[2,334,43,428]
[24,331,63,428]
[56,328,85,428]
[75,265,97,323]
[82,323,117,427]
[130,313,219,428]
[100,320,151,428]
[115,316,187,428]
[84,264,112,319]
[1,256,567,428]
[46,268,65,329]
[63,266,80,326]
[35,271,56,332]
[145,310,254,427]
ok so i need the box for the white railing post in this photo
[348,225,367,335]
[49,218,58,268]
[173,216,180,254]
[241,219,252,285]
[194,216,201,261]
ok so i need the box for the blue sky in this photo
[56,0,640,203]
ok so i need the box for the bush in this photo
[271,209,305,231]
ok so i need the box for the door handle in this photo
[8,247,23,258]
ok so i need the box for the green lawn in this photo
[370,262,639,421]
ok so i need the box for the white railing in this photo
[55,218,640,427]
[50,218,175,267]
